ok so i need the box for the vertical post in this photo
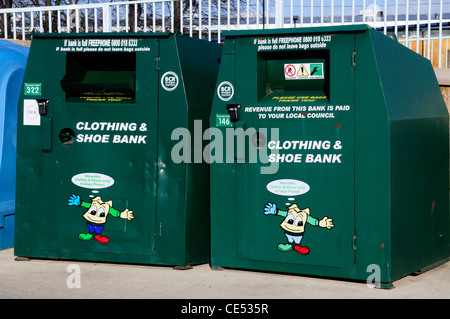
[246,0,249,28]
[75,8,80,33]
[227,0,230,30]
[85,8,88,32]
[237,0,240,29]
[351,0,355,23]
[162,3,165,32]
[189,0,193,36]
[3,12,7,39]
[275,0,284,28]
[143,4,147,32]
[290,0,293,27]
[427,0,431,60]
[394,0,398,36]
[57,10,61,33]
[125,4,129,32]
[256,0,260,28]
[301,0,304,25]
[416,0,420,54]
[153,3,156,32]
[171,1,174,33]
[406,0,409,48]
[320,0,323,25]
[373,0,377,28]
[180,0,183,34]
[199,0,202,38]
[12,12,16,39]
[48,10,52,33]
[94,8,98,32]
[208,0,211,41]
[21,12,25,40]
[102,3,111,32]
[134,3,137,33]
[439,0,443,68]
[331,0,334,24]
[362,0,366,23]
[218,0,221,41]
[66,9,70,33]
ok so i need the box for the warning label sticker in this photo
[284,63,324,80]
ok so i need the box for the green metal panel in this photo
[234,32,356,269]
[15,33,222,267]
[210,25,449,287]
[369,29,450,280]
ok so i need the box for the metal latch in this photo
[36,99,50,116]
[226,104,241,122]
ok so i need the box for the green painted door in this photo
[37,37,160,259]
[235,33,356,269]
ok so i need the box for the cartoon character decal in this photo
[68,194,134,244]
[264,202,334,255]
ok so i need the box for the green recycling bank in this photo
[15,32,222,267]
[210,25,449,287]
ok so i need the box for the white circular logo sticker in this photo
[161,71,179,91]
[217,81,234,101]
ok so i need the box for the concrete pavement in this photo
[0,248,449,300]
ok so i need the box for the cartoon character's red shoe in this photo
[294,245,310,255]
[94,234,110,244]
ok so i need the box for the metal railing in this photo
[1,0,450,67]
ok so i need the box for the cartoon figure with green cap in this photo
[68,194,134,244]
[264,202,334,255]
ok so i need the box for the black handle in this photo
[36,99,50,116]
[226,104,241,122]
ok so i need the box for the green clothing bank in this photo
[209,25,449,288]
[15,32,222,268]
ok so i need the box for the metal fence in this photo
[1,0,450,67]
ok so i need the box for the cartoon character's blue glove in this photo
[264,202,277,215]
[68,194,81,206]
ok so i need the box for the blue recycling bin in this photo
[0,40,29,249]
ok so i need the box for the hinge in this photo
[224,39,235,55]
[155,57,160,70]
[351,51,356,67]
[352,235,356,251]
